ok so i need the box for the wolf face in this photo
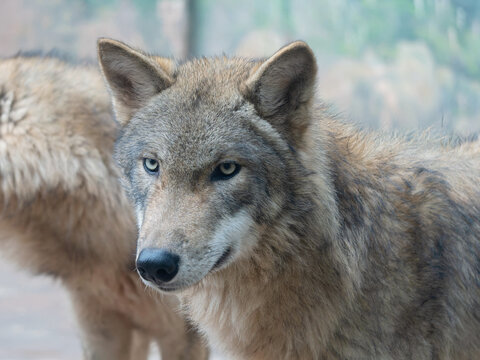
[98,39,317,292]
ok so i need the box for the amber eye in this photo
[143,158,159,175]
[211,161,240,181]
[219,162,236,175]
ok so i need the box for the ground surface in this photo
[0,259,222,360]
[0,260,81,360]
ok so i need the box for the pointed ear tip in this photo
[291,40,309,47]
[97,38,114,58]
[287,41,314,55]
[97,38,130,54]
[272,41,316,66]
[97,37,114,48]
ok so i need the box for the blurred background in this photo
[1,0,480,133]
[0,0,479,359]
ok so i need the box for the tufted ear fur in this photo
[97,38,175,126]
[242,41,317,144]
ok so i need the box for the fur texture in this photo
[0,56,208,360]
[99,39,480,359]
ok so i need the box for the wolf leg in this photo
[155,322,208,360]
[71,293,138,360]
[130,330,153,360]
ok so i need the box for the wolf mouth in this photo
[211,246,232,271]
[139,277,179,292]
[156,285,178,292]
[147,280,180,292]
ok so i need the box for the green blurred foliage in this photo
[189,0,479,79]
[298,0,480,79]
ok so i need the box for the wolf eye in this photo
[211,161,240,181]
[143,158,159,175]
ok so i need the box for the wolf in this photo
[98,38,480,359]
[0,56,208,360]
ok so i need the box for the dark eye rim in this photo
[143,158,160,175]
[210,161,241,181]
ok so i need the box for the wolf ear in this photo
[242,41,317,143]
[97,38,175,126]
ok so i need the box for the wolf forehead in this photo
[132,57,260,134]
[167,56,259,104]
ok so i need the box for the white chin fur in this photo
[210,209,257,264]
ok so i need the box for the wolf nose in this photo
[136,248,180,283]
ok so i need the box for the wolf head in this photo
[98,38,318,292]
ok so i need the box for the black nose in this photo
[136,248,180,284]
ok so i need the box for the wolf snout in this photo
[136,248,180,283]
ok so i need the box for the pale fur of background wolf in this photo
[98,39,480,360]
[0,56,208,360]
